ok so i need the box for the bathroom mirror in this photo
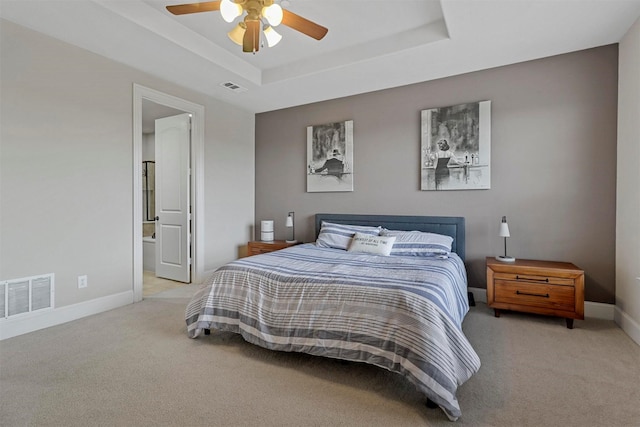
[142,161,155,222]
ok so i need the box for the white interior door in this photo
[155,113,191,283]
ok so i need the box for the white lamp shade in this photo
[220,0,242,23]
[262,4,283,26]
[263,26,282,47]
[499,222,510,238]
[285,215,293,227]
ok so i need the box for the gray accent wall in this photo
[256,45,618,304]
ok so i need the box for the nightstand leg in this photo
[493,309,501,318]
[566,319,574,329]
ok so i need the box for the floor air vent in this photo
[220,81,248,93]
[0,274,54,319]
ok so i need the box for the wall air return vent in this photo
[0,274,54,319]
[220,81,248,93]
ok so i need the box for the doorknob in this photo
[155,216,159,221]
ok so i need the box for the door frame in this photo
[132,84,205,302]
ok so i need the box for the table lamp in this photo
[285,212,297,243]
[496,216,515,262]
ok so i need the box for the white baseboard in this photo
[614,307,640,347]
[0,291,133,341]
[467,287,615,320]
[4,287,635,346]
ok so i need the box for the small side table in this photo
[247,240,300,256]
[486,257,584,329]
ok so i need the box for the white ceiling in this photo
[2,0,640,114]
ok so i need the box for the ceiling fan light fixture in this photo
[167,0,328,53]
[220,0,242,23]
[263,25,282,47]
[262,4,283,27]
[228,22,247,45]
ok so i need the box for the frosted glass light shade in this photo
[499,222,510,237]
[220,0,242,23]
[262,4,283,26]
[228,22,246,45]
[263,26,282,47]
[286,215,293,227]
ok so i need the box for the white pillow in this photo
[347,232,396,256]
[316,221,382,250]
[380,229,453,258]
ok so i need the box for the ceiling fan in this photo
[166,0,328,54]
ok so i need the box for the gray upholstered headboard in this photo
[315,213,466,261]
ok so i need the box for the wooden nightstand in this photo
[247,240,299,256]
[486,257,584,329]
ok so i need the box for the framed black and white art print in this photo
[307,120,354,192]
[421,101,491,191]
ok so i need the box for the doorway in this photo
[132,84,205,302]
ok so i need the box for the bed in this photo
[185,214,481,421]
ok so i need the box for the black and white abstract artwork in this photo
[307,120,354,192]
[421,101,491,191]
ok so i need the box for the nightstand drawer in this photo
[494,280,575,311]
[493,272,575,287]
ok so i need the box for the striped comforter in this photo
[185,243,480,420]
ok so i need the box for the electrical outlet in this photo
[78,275,88,289]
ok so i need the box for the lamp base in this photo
[285,239,298,244]
[496,255,516,263]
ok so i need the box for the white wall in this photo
[615,16,640,346]
[0,20,255,338]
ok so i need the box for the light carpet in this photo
[1,286,639,427]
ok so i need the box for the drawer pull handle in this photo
[516,290,550,298]
[516,275,549,283]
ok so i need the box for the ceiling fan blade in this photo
[166,1,221,15]
[281,9,328,41]
[243,20,260,53]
